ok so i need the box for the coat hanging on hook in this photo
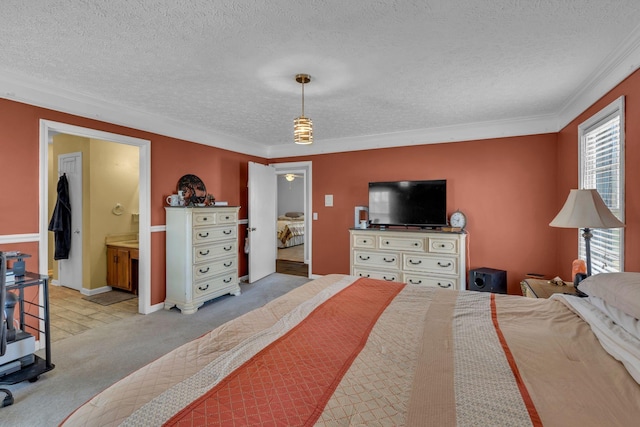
[48,174,72,260]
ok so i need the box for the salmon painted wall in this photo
[278,133,560,294]
[3,67,639,303]
[0,98,265,305]
[556,68,640,278]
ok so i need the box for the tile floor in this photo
[48,285,139,343]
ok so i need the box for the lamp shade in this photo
[549,189,624,229]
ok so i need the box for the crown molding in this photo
[267,114,559,158]
[0,71,268,158]
[556,23,640,130]
[3,21,640,160]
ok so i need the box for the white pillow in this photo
[588,295,640,340]
[577,273,640,319]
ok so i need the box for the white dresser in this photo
[165,206,241,314]
[349,228,467,290]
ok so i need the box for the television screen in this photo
[368,180,447,227]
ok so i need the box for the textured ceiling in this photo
[1,1,640,157]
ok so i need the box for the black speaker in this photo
[469,267,507,294]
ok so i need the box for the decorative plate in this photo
[177,174,207,205]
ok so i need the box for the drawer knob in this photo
[198,284,209,291]
[223,230,232,235]
[359,255,370,261]
[437,282,452,288]
[384,241,390,245]
[408,259,422,265]
[414,242,419,246]
[224,246,232,251]
[199,267,210,274]
[224,216,230,220]
[223,277,232,283]
[440,244,446,248]
[363,239,368,243]
[383,257,396,263]
[224,261,232,267]
[359,273,370,278]
[409,279,422,285]
[199,250,210,256]
[437,261,452,268]
[383,276,394,281]
[199,232,209,238]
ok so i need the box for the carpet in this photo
[83,290,136,306]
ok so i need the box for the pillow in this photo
[285,212,304,218]
[589,295,640,340]
[578,273,640,319]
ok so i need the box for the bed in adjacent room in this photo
[277,212,305,248]
[61,273,640,426]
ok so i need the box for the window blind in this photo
[579,104,624,274]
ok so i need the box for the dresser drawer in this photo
[403,272,457,290]
[193,225,237,243]
[193,211,218,226]
[353,250,400,269]
[402,253,458,275]
[352,234,376,249]
[352,268,401,282]
[427,237,459,254]
[378,235,425,252]
[216,211,238,224]
[193,273,238,297]
[193,241,237,263]
[193,256,237,280]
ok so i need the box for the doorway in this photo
[39,120,153,314]
[272,161,312,277]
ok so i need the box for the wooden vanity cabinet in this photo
[106,245,139,292]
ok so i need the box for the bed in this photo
[61,273,640,426]
[277,213,305,248]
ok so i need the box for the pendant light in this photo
[294,74,313,145]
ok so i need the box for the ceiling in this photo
[2,1,640,158]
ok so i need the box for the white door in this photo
[57,152,83,291]
[248,162,277,283]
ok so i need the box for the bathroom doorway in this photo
[39,120,153,314]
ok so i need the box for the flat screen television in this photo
[368,180,447,227]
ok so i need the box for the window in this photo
[578,96,625,273]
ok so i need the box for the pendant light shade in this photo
[294,74,313,145]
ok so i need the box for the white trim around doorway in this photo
[39,120,156,314]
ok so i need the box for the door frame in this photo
[271,161,312,275]
[39,120,153,314]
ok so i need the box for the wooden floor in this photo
[48,285,138,343]
[276,244,307,277]
[276,259,308,277]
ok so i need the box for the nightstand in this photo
[520,278,579,298]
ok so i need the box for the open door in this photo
[57,152,83,291]
[248,162,277,283]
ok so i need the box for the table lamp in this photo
[549,189,625,276]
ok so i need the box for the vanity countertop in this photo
[107,240,138,249]
[105,233,139,250]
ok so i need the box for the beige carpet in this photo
[277,244,304,262]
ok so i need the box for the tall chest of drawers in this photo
[349,228,467,291]
[165,206,241,314]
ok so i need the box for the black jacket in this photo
[48,174,72,260]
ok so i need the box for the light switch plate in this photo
[325,194,333,207]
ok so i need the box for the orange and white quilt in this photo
[61,274,640,426]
